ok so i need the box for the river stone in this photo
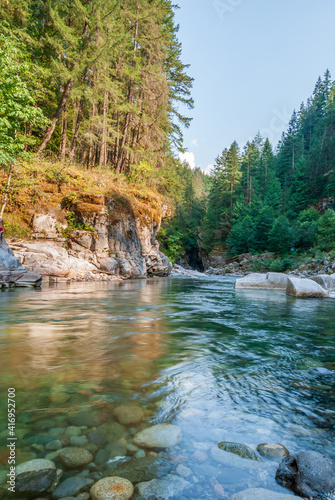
[16,458,56,476]
[63,426,82,438]
[67,411,102,427]
[46,440,62,451]
[16,451,38,464]
[228,488,295,499]
[311,274,335,291]
[69,435,89,447]
[286,277,329,299]
[90,476,134,500]
[114,405,144,425]
[218,442,261,461]
[16,469,58,496]
[106,455,172,483]
[52,476,94,499]
[88,432,108,447]
[95,449,110,467]
[136,475,191,499]
[49,392,70,404]
[276,450,335,497]
[106,441,127,458]
[134,424,181,449]
[257,443,289,458]
[58,448,93,468]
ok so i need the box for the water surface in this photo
[0,277,334,498]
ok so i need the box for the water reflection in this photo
[0,277,334,496]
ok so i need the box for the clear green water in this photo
[0,276,334,498]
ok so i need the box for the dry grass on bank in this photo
[0,157,164,238]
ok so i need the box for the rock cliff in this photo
[0,238,42,287]
[10,193,172,281]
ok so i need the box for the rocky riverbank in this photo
[6,193,172,282]
[202,252,335,279]
[1,401,334,500]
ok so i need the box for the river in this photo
[0,276,334,498]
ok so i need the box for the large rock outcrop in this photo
[234,272,289,290]
[0,239,42,287]
[286,277,329,299]
[11,194,172,280]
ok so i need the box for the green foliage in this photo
[228,216,255,255]
[65,212,94,232]
[128,161,154,185]
[4,213,30,238]
[297,208,320,249]
[317,209,335,251]
[268,216,296,254]
[0,22,48,166]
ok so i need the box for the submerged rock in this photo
[228,487,294,499]
[114,405,144,425]
[58,448,93,468]
[16,458,56,476]
[16,469,59,496]
[90,476,134,500]
[257,443,289,459]
[107,455,172,483]
[136,475,191,499]
[276,450,335,497]
[52,476,94,499]
[286,277,329,298]
[134,424,182,449]
[218,442,261,461]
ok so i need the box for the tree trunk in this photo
[69,100,83,161]
[99,91,109,166]
[1,163,13,218]
[37,78,73,154]
[59,107,68,159]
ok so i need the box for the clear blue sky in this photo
[174,0,335,172]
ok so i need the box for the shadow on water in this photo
[0,276,334,497]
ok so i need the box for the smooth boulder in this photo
[134,424,181,448]
[311,274,335,291]
[16,458,56,476]
[286,277,329,298]
[218,442,261,461]
[235,272,289,290]
[257,443,289,459]
[136,475,191,499]
[276,450,335,497]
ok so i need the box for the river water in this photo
[0,276,334,498]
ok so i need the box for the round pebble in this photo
[257,443,289,458]
[90,477,134,500]
[114,406,144,425]
[58,448,93,468]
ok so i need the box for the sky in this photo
[174,0,335,172]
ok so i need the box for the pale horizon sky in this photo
[174,0,335,172]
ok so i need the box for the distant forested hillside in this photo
[161,72,335,265]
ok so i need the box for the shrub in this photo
[269,216,296,254]
[317,209,335,251]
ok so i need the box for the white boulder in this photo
[286,277,329,299]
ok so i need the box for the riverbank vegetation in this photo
[1,3,334,270]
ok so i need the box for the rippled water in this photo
[0,276,334,498]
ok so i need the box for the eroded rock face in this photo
[0,239,42,287]
[276,451,335,497]
[12,194,171,279]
